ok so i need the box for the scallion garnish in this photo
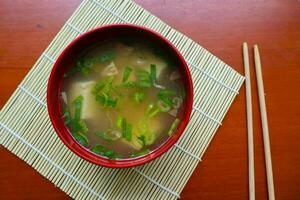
[150,64,156,85]
[137,70,151,88]
[95,131,112,142]
[73,95,83,121]
[72,132,89,147]
[133,92,145,103]
[122,66,133,83]
[99,52,115,63]
[168,118,180,136]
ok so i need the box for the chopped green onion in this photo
[95,93,118,108]
[113,154,124,159]
[137,135,146,147]
[158,89,176,97]
[150,64,156,85]
[91,145,115,159]
[92,77,113,95]
[102,81,113,95]
[124,122,132,142]
[157,89,176,107]
[103,150,115,159]
[117,81,137,89]
[148,108,160,118]
[62,107,71,125]
[117,116,124,129]
[146,103,155,114]
[95,131,112,142]
[122,66,133,83]
[63,66,80,78]
[99,52,115,63]
[137,81,152,88]
[157,100,171,112]
[73,95,83,121]
[137,70,151,88]
[120,118,132,141]
[168,118,180,136]
[146,103,160,118]
[91,144,106,155]
[78,120,89,135]
[72,132,88,147]
[133,92,145,103]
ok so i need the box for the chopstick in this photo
[243,42,255,200]
[254,45,275,200]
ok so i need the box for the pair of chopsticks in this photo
[243,43,275,200]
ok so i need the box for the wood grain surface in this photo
[1,0,299,199]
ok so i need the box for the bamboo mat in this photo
[0,0,245,199]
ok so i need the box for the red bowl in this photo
[47,24,193,168]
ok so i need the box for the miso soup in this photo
[61,38,185,159]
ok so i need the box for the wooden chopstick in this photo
[254,45,275,200]
[243,42,255,200]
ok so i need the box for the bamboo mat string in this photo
[0,123,105,200]
[0,0,245,199]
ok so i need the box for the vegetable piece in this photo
[137,70,151,88]
[117,116,124,129]
[95,131,112,142]
[172,97,183,109]
[80,59,94,76]
[91,144,106,155]
[168,118,180,136]
[133,92,145,103]
[146,103,160,118]
[65,95,89,146]
[95,93,118,108]
[101,62,118,76]
[129,149,150,158]
[103,150,115,159]
[117,116,132,142]
[62,107,71,125]
[73,95,83,121]
[95,129,121,142]
[137,120,157,145]
[137,135,146,147]
[157,89,176,107]
[63,66,80,78]
[117,81,137,89]
[77,120,89,135]
[91,145,115,159]
[122,120,132,142]
[157,100,171,112]
[72,132,88,147]
[64,59,95,77]
[92,77,113,95]
[99,52,115,63]
[121,135,143,150]
[122,66,133,83]
[150,64,156,85]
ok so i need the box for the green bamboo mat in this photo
[0,0,244,199]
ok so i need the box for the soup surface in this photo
[61,38,185,159]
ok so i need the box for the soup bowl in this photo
[47,24,193,168]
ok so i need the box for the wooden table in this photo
[1,0,299,199]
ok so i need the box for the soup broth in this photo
[61,38,185,159]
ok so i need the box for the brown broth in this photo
[61,38,184,159]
